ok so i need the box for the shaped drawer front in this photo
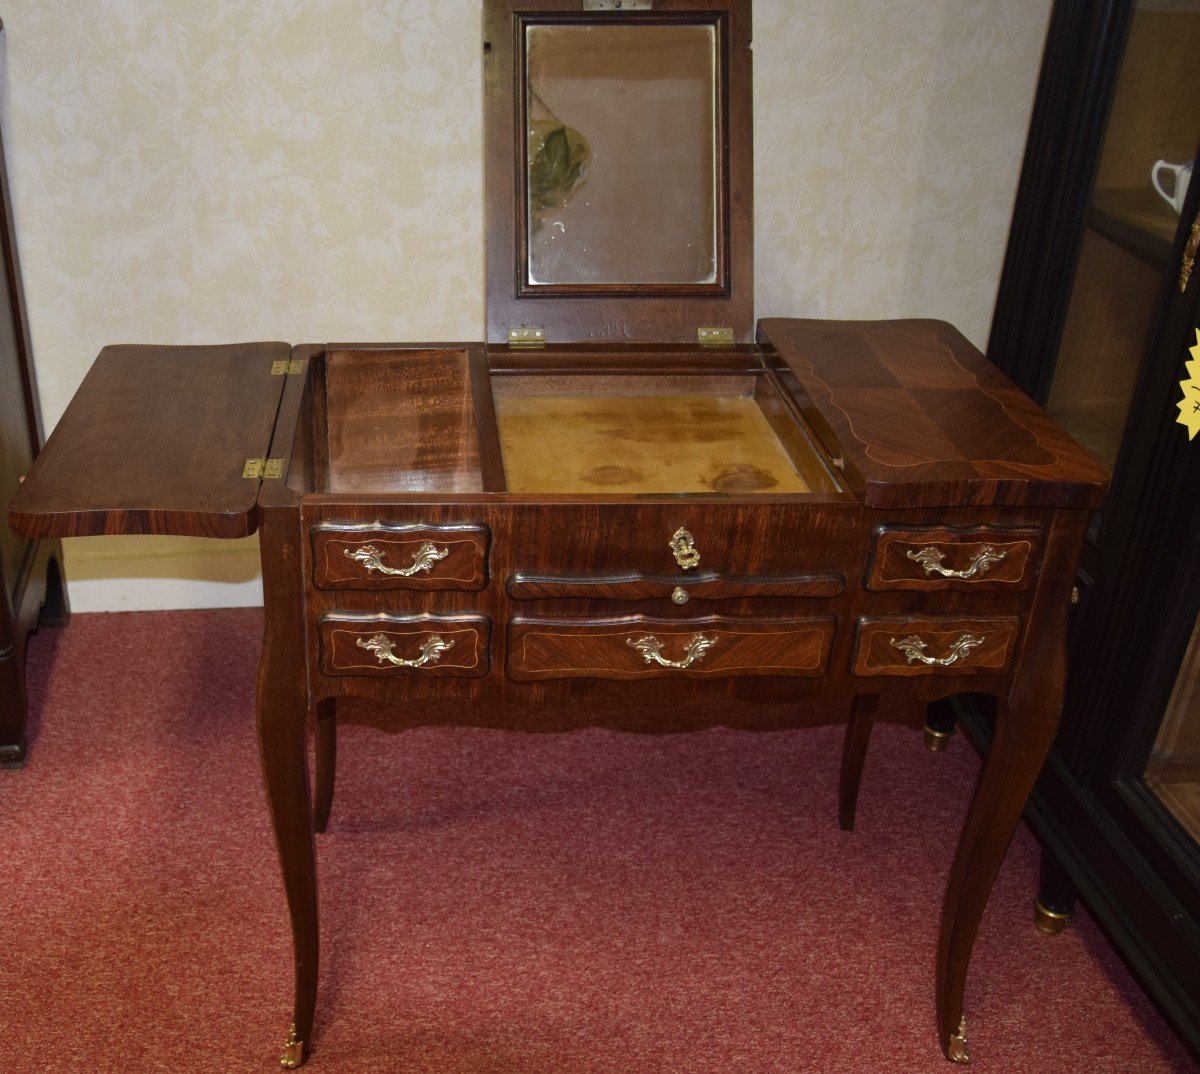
[320,614,490,678]
[508,616,834,682]
[313,523,489,591]
[866,526,1040,592]
[853,616,1021,677]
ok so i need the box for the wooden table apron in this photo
[256,462,1087,1063]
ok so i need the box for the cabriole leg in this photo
[924,699,958,752]
[313,699,337,835]
[259,646,319,1068]
[935,679,1064,1063]
[839,694,879,831]
[257,508,319,1068]
[38,548,71,628]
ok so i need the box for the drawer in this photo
[507,616,834,682]
[852,616,1020,677]
[865,526,1040,591]
[319,614,490,678]
[507,571,845,603]
[503,505,860,582]
[312,523,489,591]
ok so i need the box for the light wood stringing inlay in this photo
[320,622,490,679]
[508,619,833,681]
[867,527,1041,591]
[852,617,1021,678]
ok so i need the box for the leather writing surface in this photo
[8,342,291,538]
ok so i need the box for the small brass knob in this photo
[671,587,689,606]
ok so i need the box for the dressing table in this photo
[8,0,1107,1066]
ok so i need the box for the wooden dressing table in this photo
[8,1,1106,1066]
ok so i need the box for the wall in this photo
[0,0,1052,612]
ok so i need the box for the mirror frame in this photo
[484,0,754,345]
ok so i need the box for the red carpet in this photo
[1,608,1196,1073]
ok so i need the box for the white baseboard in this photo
[62,534,264,612]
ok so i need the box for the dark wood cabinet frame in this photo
[981,0,1200,1058]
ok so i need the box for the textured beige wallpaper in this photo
[0,1,1051,611]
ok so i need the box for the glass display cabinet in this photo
[984,0,1200,1056]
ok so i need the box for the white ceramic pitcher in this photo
[1152,159,1193,214]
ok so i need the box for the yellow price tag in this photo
[1177,330,1200,440]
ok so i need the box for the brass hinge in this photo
[584,0,652,9]
[509,326,546,348]
[271,359,304,376]
[243,458,285,480]
[698,326,735,347]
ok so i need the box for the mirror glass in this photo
[525,22,719,287]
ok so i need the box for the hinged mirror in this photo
[485,0,753,345]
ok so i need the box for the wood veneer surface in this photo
[8,342,290,538]
[324,348,484,495]
[760,318,1109,509]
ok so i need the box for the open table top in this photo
[7,319,1109,542]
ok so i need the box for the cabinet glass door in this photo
[1043,0,1200,470]
[1146,615,1200,839]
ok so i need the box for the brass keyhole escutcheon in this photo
[669,527,701,570]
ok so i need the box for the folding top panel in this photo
[8,342,292,539]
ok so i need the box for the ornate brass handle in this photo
[628,632,716,670]
[356,633,455,668]
[1180,211,1200,293]
[669,528,701,570]
[890,633,985,667]
[344,540,449,577]
[906,545,1006,580]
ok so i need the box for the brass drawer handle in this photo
[890,633,984,667]
[628,632,716,670]
[669,527,701,570]
[345,540,449,577]
[356,633,455,668]
[906,545,1006,580]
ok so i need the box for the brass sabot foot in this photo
[280,1024,305,1069]
[1033,898,1073,936]
[923,724,953,752]
[947,1016,970,1063]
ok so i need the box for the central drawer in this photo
[507,616,835,681]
